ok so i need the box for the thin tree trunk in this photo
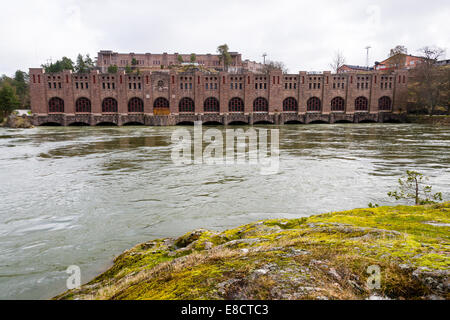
[415,178,419,205]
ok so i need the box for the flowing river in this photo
[0,123,449,299]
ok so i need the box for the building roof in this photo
[378,53,425,65]
[340,65,374,71]
[437,59,450,66]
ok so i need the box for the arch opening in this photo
[307,97,322,112]
[154,97,170,115]
[229,97,244,112]
[334,120,352,124]
[68,122,90,126]
[102,97,118,113]
[204,97,220,113]
[48,97,64,113]
[176,121,195,126]
[203,121,223,126]
[253,120,273,125]
[283,97,298,112]
[123,121,144,126]
[40,122,62,126]
[379,96,392,112]
[96,122,118,126]
[355,96,369,111]
[253,97,268,112]
[309,120,329,124]
[358,120,377,124]
[284,120,303,124]
[227,121,248,126]
[179,97,195,113]
[331,97,345,112]
[383,119,401,124]
[128,97,144,113]
[75,97,91,113]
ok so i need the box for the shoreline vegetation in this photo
[406,115,450,125]
[56,203,449,300]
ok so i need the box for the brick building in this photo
[97,50,264,73]
[338,65,374,73]
[29,66,408,126]
[374,54,426,71]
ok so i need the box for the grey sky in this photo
[1,0,449,76]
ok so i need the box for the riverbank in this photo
[56,203,449,300]
[407,115,450,125]
[0,114,34,128]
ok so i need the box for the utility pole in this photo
[365,46,371,68]
[262,53,267,65]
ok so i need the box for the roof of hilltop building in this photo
[338,65,374,73]
[436,59,450,66]
[375,53,427,70]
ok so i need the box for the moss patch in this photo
[55,203,450,300]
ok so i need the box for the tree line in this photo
[0,71,29,119]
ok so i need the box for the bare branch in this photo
[330,51,346,73]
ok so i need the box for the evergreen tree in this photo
[42,57,74,73]
[75,54,95,73]
[107,65,118,73]
[0,84,20,118]
[217,44,232,71]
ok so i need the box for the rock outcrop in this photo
[55,203,450,300]
[1,114,34,128]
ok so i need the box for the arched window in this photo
[48,97,64,113]
[179,97,195,113]
[331,97,345,112]
[204,97,220,113]
[379,96,392,111]
[307,97,321,112]
[102,97,118,113]
[75,97,91,113]
[153,97,169,109]
[128,97,144,113]
[355,96,368,111]
[229,97,244,112]
[283,97,298,112]
[253,97,268,112]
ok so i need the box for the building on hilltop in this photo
[338,65,374,73]
[436,59,450,67]
[374,53,426,71]
[97,50,265,73]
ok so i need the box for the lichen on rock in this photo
[55,203,450,300]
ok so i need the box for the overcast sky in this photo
[1,0,449,76]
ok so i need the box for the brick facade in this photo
[97,50,264,73]
[29,67,409,126]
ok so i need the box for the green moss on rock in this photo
[55,203,450,300]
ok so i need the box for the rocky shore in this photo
[56,203,449,300]
[0,114,34,128]
[407,115,450,125]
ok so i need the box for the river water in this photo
[0,124,449,299]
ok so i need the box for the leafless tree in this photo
[262,60,288,74]
[330,51,346,73]
[409,46,447,115]
[389,45,408,57]
[389,45,408,70]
